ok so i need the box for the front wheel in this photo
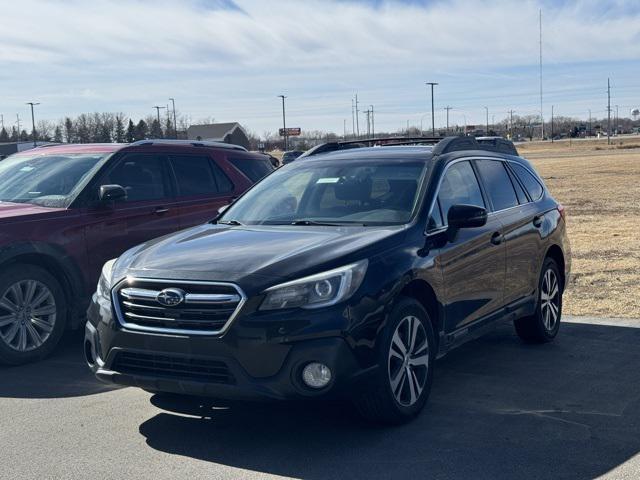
[0,264,67,365]
[514,257,563,343]
[353,297,435,424]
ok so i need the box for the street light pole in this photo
[26,102,39,147]
[278,95,287,151]
[484,106,489,134]
[153,106,166,138]
[426,82,438,136]
[169,98,178,139]
[370,105,375,138]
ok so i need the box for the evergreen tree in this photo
[149,119,163,139]
[134,120,148,141]
[53,126,63,143]
[10,126,18,141]
[0,127,9,142]
[64,117,75,143]
[126,120,136,143]
[19,130,29,141]
[165,117,173,139]
[114,115,125,143]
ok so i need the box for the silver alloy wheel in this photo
[540,268,560,332]
[0,280,57,352]
[388,315,429,407]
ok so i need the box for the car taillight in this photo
[557,204,566,220]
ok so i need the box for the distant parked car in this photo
[0,140,273,364]
[281,150,305,164]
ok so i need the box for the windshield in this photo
[219,160,427,226]
[0,153,107,208]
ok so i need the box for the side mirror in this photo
[99,184,127,204]
[447,204,487,230]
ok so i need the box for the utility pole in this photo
[355,94,360,138]
[539,9,544,140]
[343,119,346,140]
[365,109,371,137]
[370,105,375,138]
[0,114,4,131]
[551,105,554,143]
[588,109,592,136]
[444,106,452,135]
[351,98,355,139]
[16,114,21,139]
[615,105,619,135]
[169,98,178,139]
[26,102,40,147]
[509,110,515,139]
[607,78,611,145]
[153,106,166,138]
[484,106,489,135]
[426,82,438,136]
[278,95,288,151]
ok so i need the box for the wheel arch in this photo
[398,279,442,347]
[544,244,566,289]
[0,243,86,327]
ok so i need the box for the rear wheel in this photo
[514,257,562,343]
[353,297,435,424]
[0,264,67,365]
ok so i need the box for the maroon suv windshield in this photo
[0,153,108,208]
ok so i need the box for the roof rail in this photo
[298,136,441,159]
[128,139,247,152]
[299,135,518,159]
[432,136,518,156]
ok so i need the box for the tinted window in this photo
[170,155,218,197]
[507,168,529,204]
[227,156,274,182]
[104,154,168,202]
[211,161,234,192]
[438,161,485,223]
[511,163,544,200]
[475,160,518,211]
[427,198,444,230]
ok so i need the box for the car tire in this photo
[0,264,67,365]
[514,257,563,344]
[353,296,435,425]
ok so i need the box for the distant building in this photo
[186,122,250,149]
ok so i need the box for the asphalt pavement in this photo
[1,316,639,480]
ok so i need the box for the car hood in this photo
[0,201,66,221]
[118,222,406,289]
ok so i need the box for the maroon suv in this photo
[0,140,273,364]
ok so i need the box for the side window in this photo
[227,156,274,183]
[507,167,529,204]
[511,163,544,201]
[437,161,485,223]
[102,154,168,202]
[210,160,234,193]
[170,155,218,197]
[475,160,518,211]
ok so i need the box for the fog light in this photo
[302,362,332,389]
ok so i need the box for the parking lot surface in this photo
[1,316,639,480]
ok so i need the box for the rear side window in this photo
[170,155,218,197]
[475,160,518,211]
[438,161,485,223]
[227,156,274,182]
[511,163,544,201]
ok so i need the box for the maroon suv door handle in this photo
[490,232,504,245]
[154,207,170,214]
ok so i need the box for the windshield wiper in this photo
[217,219,243,226]
[290,219,366,226]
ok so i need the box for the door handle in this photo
[490,232,504,245]
[533,215,543,228]
[154,207,169,214]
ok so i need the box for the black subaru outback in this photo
[86,136,571,424]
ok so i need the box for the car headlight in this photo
[260,260,368,310]
[96,258,117,299]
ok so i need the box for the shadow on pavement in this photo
[139,321,640,480]
[0,329,119,399]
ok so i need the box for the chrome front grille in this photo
[112,278,246,335]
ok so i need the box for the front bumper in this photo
[84,294,374,402]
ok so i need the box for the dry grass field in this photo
[519,137,640,318]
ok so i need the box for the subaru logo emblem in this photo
[156,288,185,307]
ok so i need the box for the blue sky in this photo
[1,0,639,136]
